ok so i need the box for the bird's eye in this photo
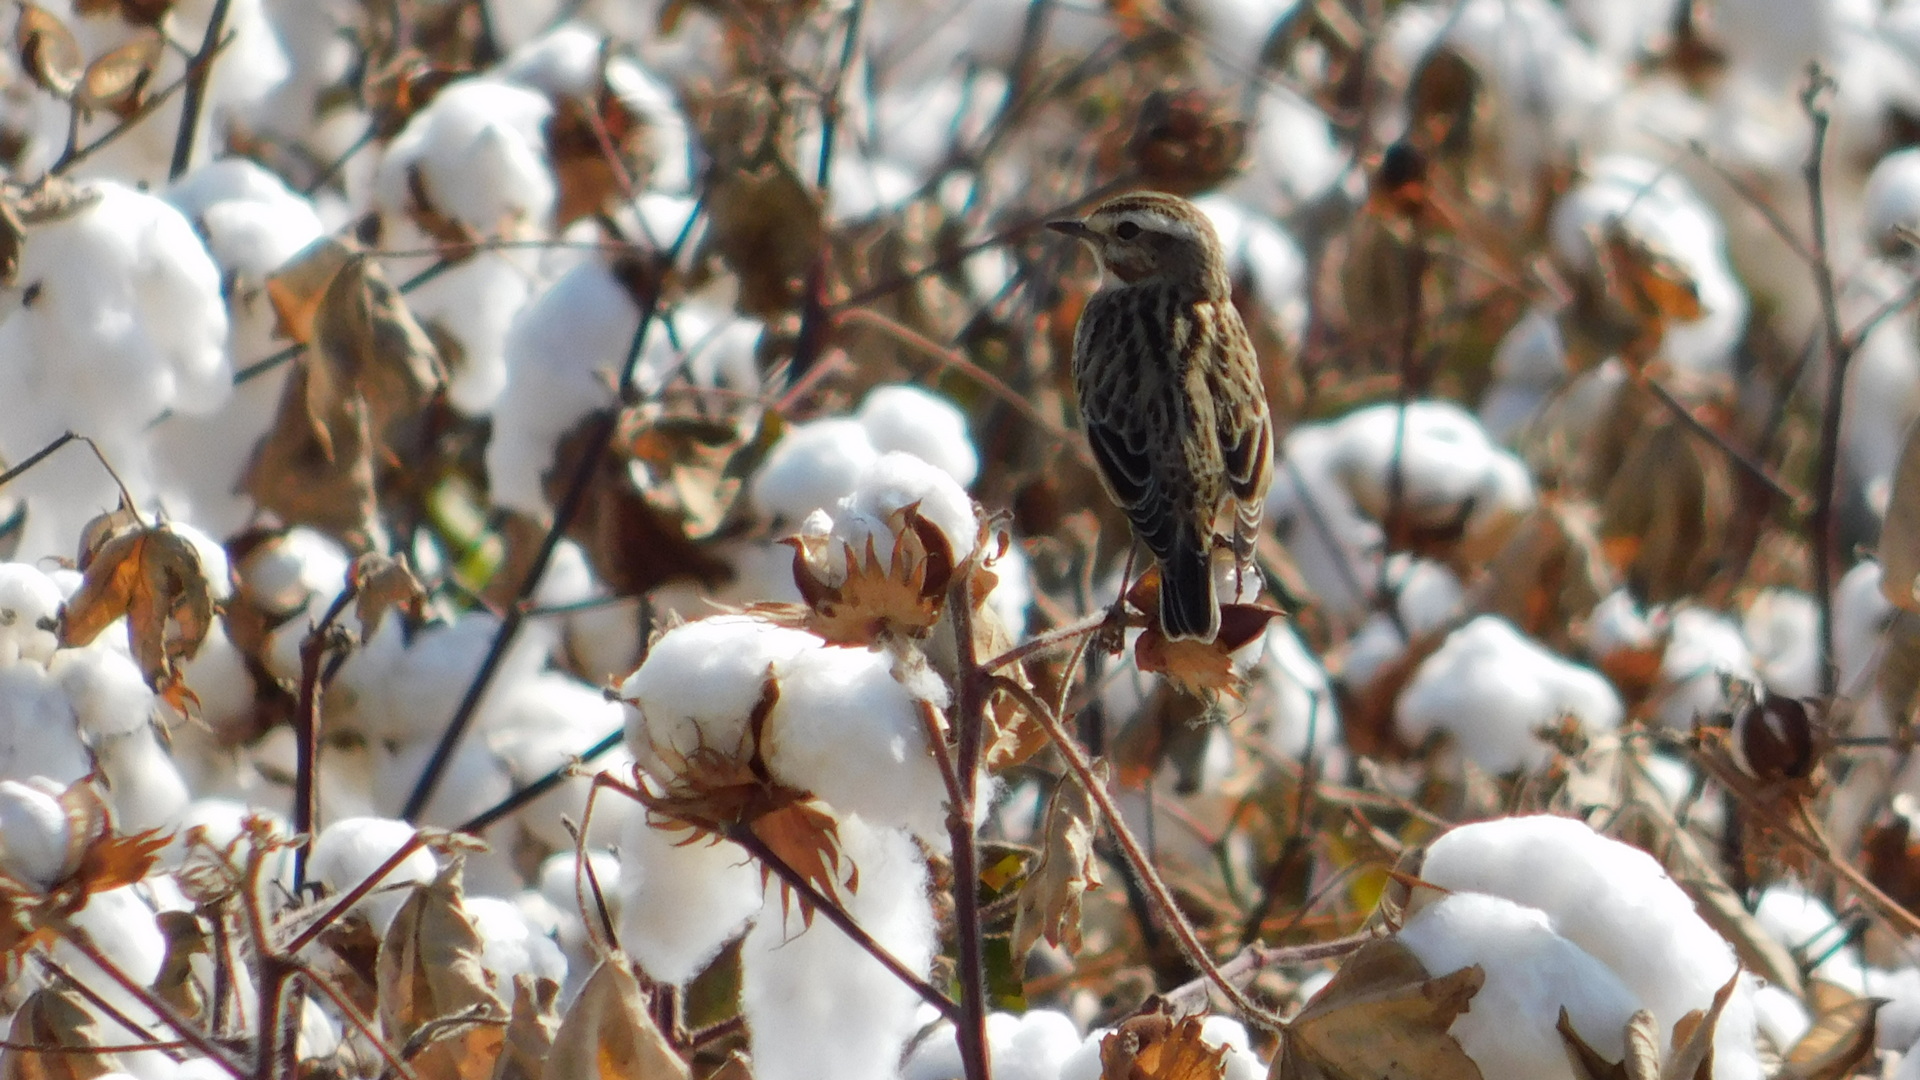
[1115,221,1141,240]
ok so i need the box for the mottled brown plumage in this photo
[1049,192,1273,642]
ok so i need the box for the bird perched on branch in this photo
[1049,191,1273,642]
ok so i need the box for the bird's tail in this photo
[1159,533,1220,642]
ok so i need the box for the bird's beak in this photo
[1047,219,1092,239]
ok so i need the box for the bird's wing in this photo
[1075,289,1193,564]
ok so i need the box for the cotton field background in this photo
[6,0,1920,1077]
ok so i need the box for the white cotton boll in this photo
[1229,87,1348,216]
[750,418,881,527]
[1548,157,1744,375]
[161,522,234,600]
[489,257,641,517]
[465,896,569,989]
[985,540,1033,635]
[374,79,556,234]
[1266,423,1382,625]
[620,616,824,780]
[1743,590,1820,700]
[0,662,88,783]
[1834,561,1892,693]
[54,646,154,742]
[167,159,325,278]
[1841,262,1920,496]
[1755,883,1863,987]
[1751,983,1810,1053]
[1480,308,1568,441]
[857,385,979,487]
[179,622,253,742]
[1198,1016,1266,1080]
[94,726,189,834]
[1250,621,1343,765]
[1396,617,1623,772]
[1340,558,1464,691]
[308,817,438,935]
[1654,607,1756,730]
[485,673,630,851]
[1328,403,1535,550]
[1418,815,1759,1080]
[539,849,622,961]
[618,810,763,984]
[0,562,64,665]
[1866,148,1920,252]
[1397,892,1644,1080]
[0,778,74,888]
[52,885,165,1014]
[837,452,980,565]
[357,614,549,744]
[241,528,350,616]
[905,1009,1082,1080]
[402,250,536,415]
[1193,195,1311,345]
[741,816,933,1080]
[763,645,949,846]
[1587,589,1661,661]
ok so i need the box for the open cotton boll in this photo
[905,1008,1082,1080]
[1841,261,1920,496]
[1341,558,1465,691]
[1229,86,1348,216]
[307,817,438,936]
[832,452,980,567]
[1396,892,1644,1080]
[485,673,632,850]
[49,884,166,1017]
[241,527,351,616]
[1247,621,1343,766]
[0,662,88,783]
[465,896,570,989]
[1549,156,1746,375]
[0,778,75,888]
[1266,423,1383,625]
[1327,402,1535,558]
[353,614,549,744]
[1417,815,1759,1080]
[857,385,979,487]
[618,808,763,984]
[1743,590,1820,699]
[1653,607,1757,730]
[620,616,825,780]
[1396,617,1622,772]
[54,645,154,742]
[1587,588,1663,661]
[1865,148,1920,253]
[1751,983,1810,1053]
[370,739,516,894]
[398,248,537,415]
[488,257,645,516]
[0,562,63,665]
[763,644,949,845]
[1480,308,1569,441]
[374,78,556,234]
[741,816,933,1080]
[750,418,882,527]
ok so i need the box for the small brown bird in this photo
[1049,191,1273,642]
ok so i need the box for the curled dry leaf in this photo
[59,516,215,693]
[704,156,823,318]
[1099,1014,1229,1080]
[1474,498,1614,649]
[1775,984,1881,1080]
[1130,567,1284,697]
[152,910,209,1023]
[377,859,505,1080]
[1270,938,1485,1080]
[1012,761,1106,960]
[544,956,690,1080]
[351,552,428,641]
[1,982,120,1080]
[1598,414,1732,605]
[491,975,561,1080]
[13,4,80,99]
[780,502,954,645]
[1124,88,1248,197]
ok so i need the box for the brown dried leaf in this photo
[1100,1015,1228,1080]
[14,5,80,99]
[1776,989,1881,1080]
[266,236,357,347]
[1662,971,1737,1080]
[492,975,562,1080]
[72,0,171,24]
[378,860,505,1080]
[1881,413,1920,612]
[1,984,119,1080]
[1126,88,1247,196]
[58,522,215,691]
[1556,1007,1628,1080]
[152,910,208,1023]
[1597,416,1731,605]
[352,552,427,641]
[543,957,690,1080]
[1012,761,1106,959]
[241,362,379,549]
[78,29,160,119]
[704,157,822,318]
[1132,599,1283,698]
[311,249,445,441]
[1270,939,1485,1080]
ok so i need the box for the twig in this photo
[293,581,360,892]
[1155,935,1375,1015]
[52,924,247,1078]
[168,0,234,180]
[1642,375,1802,507]
[946,572,994,1080]
[1801,66,1848,699]
[456,728,623,835]
[787,0,868,388]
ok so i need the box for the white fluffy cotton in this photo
[307,817,438,935]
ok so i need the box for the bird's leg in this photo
[1096,547,1138,654]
